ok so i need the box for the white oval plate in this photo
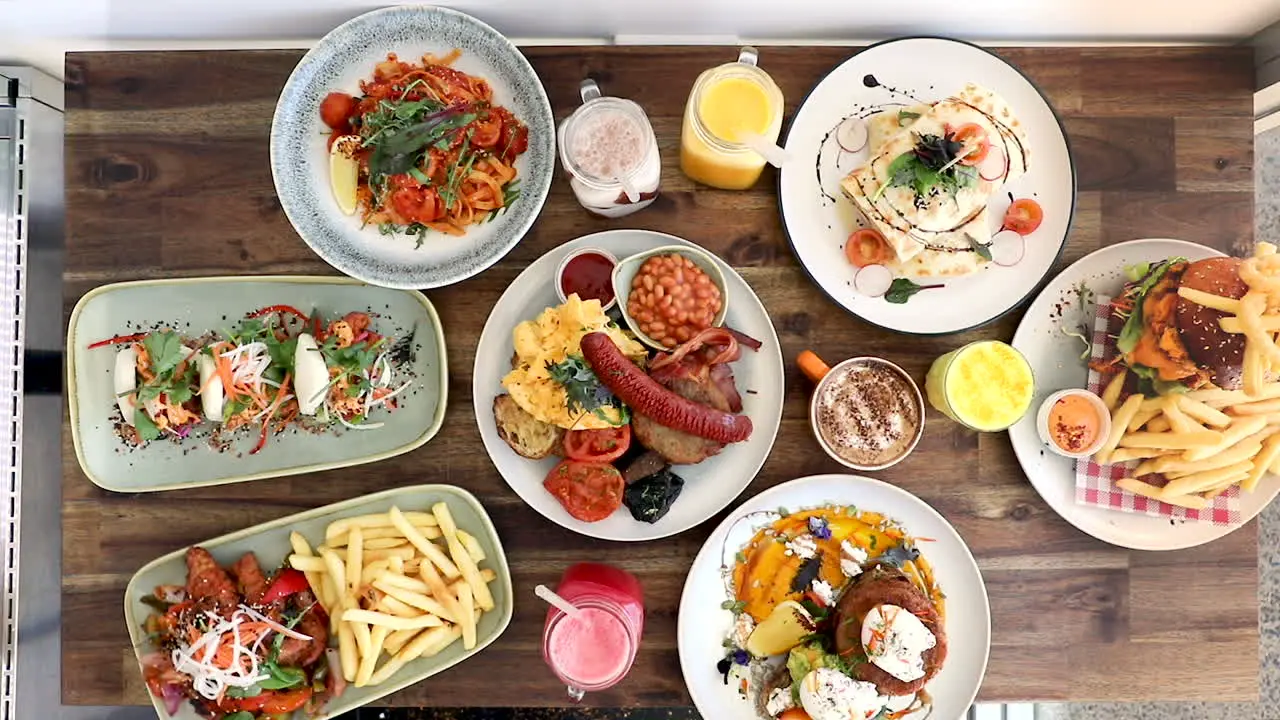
[472,229,785,541]
[778,36,1075,335]
[271,5,555,290]
[678,474,990,720]
[1008,238,1276,550]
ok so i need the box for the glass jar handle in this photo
[579,79,602,103]
[737,46,759,66]
[567,684,586,703]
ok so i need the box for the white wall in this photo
[6,0,1280,79]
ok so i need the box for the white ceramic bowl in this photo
[1035,388,1111,459]
[808,356,926,471]
[610,244,729,350]
[553,246,618,310]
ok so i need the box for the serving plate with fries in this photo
[1009,238,1280,550]
[124,485,512,719]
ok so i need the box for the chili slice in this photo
[87,332,148,350]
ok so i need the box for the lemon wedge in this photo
[329,134,360,215]
[746,600,814,657]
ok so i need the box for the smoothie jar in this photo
[925,340,1035,431]
[558,79,661,218]
[542,562,644,701]
[679,46,784,190]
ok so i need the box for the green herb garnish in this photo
[546,355,628,424]
[897,109,921,126]
[967,233,993,262]
[884,278,942,304]
[720,599,747,613]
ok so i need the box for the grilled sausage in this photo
[580,332,752,444]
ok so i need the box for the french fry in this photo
[433,502,494,611]
[456,580,477,650]
[1101,372,1126,412]
[389,555,405,575]
[287,532,330,611]
[372,577,457,622]
[356,625,389,687]
[1106,447,1176,463]
[375,570,430,594]
[383,627,421,655]
[361,559,391,586]
[390,506,460,579]
[1239,292,1280,365]
[364,547,418,562]
[1176,395,1232,427]
[1183,415,1269,461]
[1097,394,1144,463]
[1177,286,1242,314]
[329,525,442,546]
[351,621,373,660]
[1116,477,1209,510]
[1133,459,1160,477]
[287,554,329,573]
[364,537,410,550]
[419,559,466,635]
[1128,408,1163,433]
[1155,440,1261,477]
[455,529,487,563]
[1161,397,1202,433]
[1244,346,1266,398]
[1244,434,1280,492]
[367,626,453,686]
[326,511,438,541]
[1188,384,1280,407]
[346,527,364,594]
[1200,470,1251,494]
[1161,460,1254,497]
[338,621,358,682]
[1145,416,1172,433]
[1227,398,1280,416]
[376,594,423,618]
[1118,430,1222,449]
[343,608,444,630]
[1221,315,1280,334]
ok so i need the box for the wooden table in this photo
[62,45,1258,707]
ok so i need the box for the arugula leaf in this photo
[1116,258,1186,355]
[546,355,627,423]
[134,408,161,442]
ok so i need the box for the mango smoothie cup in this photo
[925,340,1035,432]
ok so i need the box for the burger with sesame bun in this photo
[1102,256,1247,394]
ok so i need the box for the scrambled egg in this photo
[502,294,646,430]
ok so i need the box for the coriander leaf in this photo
[142,331,185,375]
[134,409,161,441]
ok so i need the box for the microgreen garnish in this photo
[546,355,628,424]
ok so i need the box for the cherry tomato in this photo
[844,228,892,268]
[950,122,990,165]
[563,425,632,464]
[543,460,624,522]
[319,92,358,132]
[390,181,445,225]
[261,686,313,714]
[470,116,503,148]
[1002,198,1044,236]
[779,709,813,720]
[497,116,529,164]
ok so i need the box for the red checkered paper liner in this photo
[1075,294,1241,525]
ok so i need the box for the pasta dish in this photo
[320,51,530,240]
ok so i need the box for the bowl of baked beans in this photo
[612,245,729,350]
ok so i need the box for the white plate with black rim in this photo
[1009,238,1278,550]
[472,229,785,542]
[778,36,1075,335]
[271,5,555,290]
[678,474,990,720]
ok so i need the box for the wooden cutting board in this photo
[62,45,1257,707]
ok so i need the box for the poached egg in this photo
[861,604,937,683]
[799,667,887,720]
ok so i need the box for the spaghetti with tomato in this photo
[321,50,531,240]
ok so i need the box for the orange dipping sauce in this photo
[1048,394,1103,453]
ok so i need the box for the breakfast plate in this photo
[778,36,1075,335]
[67,276,447,492]
[125,484,512,720]
[472,228,785,542]
[1008,238,1280,550]
[678,474,990,720]
[271,5,555,289]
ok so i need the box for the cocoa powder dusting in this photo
[816,361,920,466]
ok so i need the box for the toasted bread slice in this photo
[493,394,564,460]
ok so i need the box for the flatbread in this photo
[841,83,1030,274]
[865,104,930,153]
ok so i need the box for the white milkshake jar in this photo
[557,79,661,218]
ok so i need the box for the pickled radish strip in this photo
[836,117,868,153]
[978,147,1007,182]
[854,264,894,297]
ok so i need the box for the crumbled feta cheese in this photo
[840,540,868,578]
[811,579,836,606]
[786,533,818,560]
[731,612,755,649]
[766,686,796,716]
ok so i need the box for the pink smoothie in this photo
[547,607,631,687]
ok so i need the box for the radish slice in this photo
[836,117,868,153]
[989,229,1025,267]
[978,146,1007,182]
[854,264,894,297]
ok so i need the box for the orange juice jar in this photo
[679,46,784,190]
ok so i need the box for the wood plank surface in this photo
[62,45,1258,707]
